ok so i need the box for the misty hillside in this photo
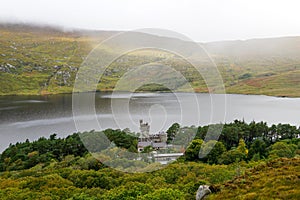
[205,37,300,58]
[1,23,300,96]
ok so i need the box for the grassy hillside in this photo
[1,23,300,96]
[208,158,300,199]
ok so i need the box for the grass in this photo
[227,70,300,97]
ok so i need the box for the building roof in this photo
[138,141,152,147]
[152,142,167,148]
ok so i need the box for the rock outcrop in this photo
[196,185,212,200]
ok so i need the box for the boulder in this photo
[196,185,211,200]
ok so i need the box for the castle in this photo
[137,120,167,152]
[137,120,184,164]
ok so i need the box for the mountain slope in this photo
[1,23,300,96]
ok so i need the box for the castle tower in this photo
[139,119,150,138]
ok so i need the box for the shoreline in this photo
[0,90,299,98]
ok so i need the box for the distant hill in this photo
[205,37,300,58]
[204,37,300,97]
[1,23,300,96]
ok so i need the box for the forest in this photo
[0,120,299,199]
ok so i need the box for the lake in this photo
[1,92,300,152]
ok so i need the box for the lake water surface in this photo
[1,92,300,152]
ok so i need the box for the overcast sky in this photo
[0,0,299,42]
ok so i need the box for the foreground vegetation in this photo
[0,120,299,199]
[0,157,298,199]
[208,158,300,200]
[2,23,300,97]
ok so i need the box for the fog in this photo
[0,0,300,42]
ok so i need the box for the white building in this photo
[153,153,184,165]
